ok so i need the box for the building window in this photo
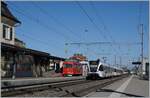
[3,24,13,40]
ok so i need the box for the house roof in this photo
[1,1,21,24]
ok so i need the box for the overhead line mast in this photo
[140,24,144,77]
[138,2,144,77]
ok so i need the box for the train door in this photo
[98,64,104,77]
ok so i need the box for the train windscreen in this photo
[64,64,72,68]
[90,66,97,72]
[89,61,98,72]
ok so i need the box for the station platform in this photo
[1,76,85,88]
[86,75,149,97]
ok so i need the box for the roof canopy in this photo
[1,43,65,61]
[1,42,49,57]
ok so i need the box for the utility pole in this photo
[114,55,117,66]
[119,56,122,68]
[140,24,144,77]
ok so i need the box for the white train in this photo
[86,60,124,80]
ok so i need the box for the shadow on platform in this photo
[96,88,144,97]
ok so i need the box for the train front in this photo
[62,61,74,76]
[62,61,82,76]
[86,60,101,80]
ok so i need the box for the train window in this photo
[99,65,103,71]
[89,61,98,65]
[90,67,97,72]
[90,63,98,72]
[64,64,72,68]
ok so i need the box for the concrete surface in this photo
[85,75,149,97]
[1,76,85,88]
[120,75,149,97]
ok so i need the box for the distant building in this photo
[48,56,65,73]
[132,57,149,80]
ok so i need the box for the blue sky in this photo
[6,1,149,68]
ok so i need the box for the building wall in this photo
[1,51,34,78]
[1,16,16,45]
[1,51,14,78]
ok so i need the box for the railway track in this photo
[62,75,128,97]
[1,78,91,97]
[2,75,128,97]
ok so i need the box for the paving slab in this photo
[120,75,149,97]
[85,75,149,97]
[85,76,129,97]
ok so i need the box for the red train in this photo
[62,60,82,76]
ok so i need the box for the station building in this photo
[1,1,65,78]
